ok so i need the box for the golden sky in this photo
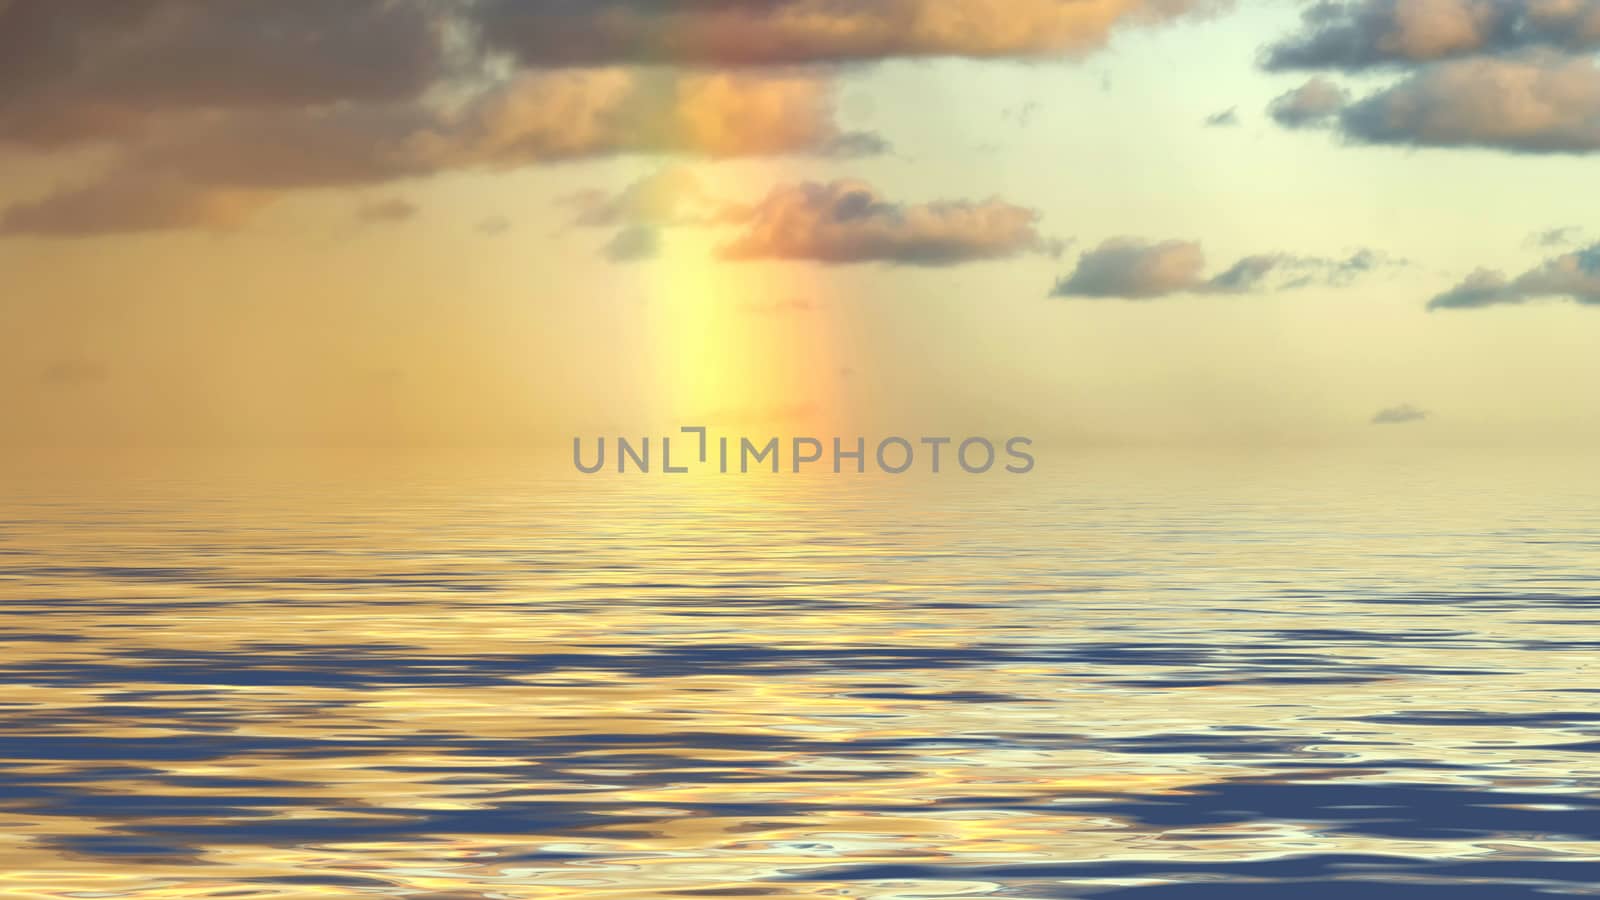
[2,0,1599,449]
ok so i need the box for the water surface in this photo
[2,450,1599,898]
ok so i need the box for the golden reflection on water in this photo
[2,449,1600,898]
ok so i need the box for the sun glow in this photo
[645,188,849,437]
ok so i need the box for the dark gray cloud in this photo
[1429,243,1600,310]
[474,0,1217,68]
[2,71,883,236]
[1204,106,1240,126]
[0,0,1205,161]
[1262,53,1600,154]
[1268,77,1348,128]
[1264,0,1600,72]
[1261,3,1600,155]
[0,0,449,147]
[1339,54,1600,153]
[1052,239,1399,299]
[717,179,1055,266]
[1372,404,1429,425]
[0,174,266,236]
[604,225,661,263]
[1,3,904,236]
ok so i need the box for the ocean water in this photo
[2,449,1599,898]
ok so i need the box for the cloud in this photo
[4,70,882,236]
[1004,101,1042,128]
[1264,0,1600,72]
[561,167,742,229]
[0,173,267,236]
[604,225,661,263]
[0,0,1214,238]
[1204,106,1240,126]
[1,0,1205,156]
[0,0,450,148]
[717,179,1055,266]
[1372,403,1429,424]
[1530,225,1582,247]
[355,197,417,224]
[1337,53,1600,153]
[1288,247,1406,287]
[1429,242,1600,309]
[1053,238,1207,297]
[475,0,1218,68]
[1051,239,1398,298]
[1268,76,1349,128]
[565,174,1057,265]
[1428,268,1516,309]
[443,69,885,164]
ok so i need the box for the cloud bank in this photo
[1261,2,1600,156]
[1265,0,1600,71]
[0,0,1206,236]
[1,70,881,236]
[0,0,450,148]
[476,0,1218,68]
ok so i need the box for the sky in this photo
[2,0,1599,451]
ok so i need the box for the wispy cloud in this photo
[561,168,742,230]
[1052,239,1401,299]
[1529,226,1583,248]
[1372,404,1429,425]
